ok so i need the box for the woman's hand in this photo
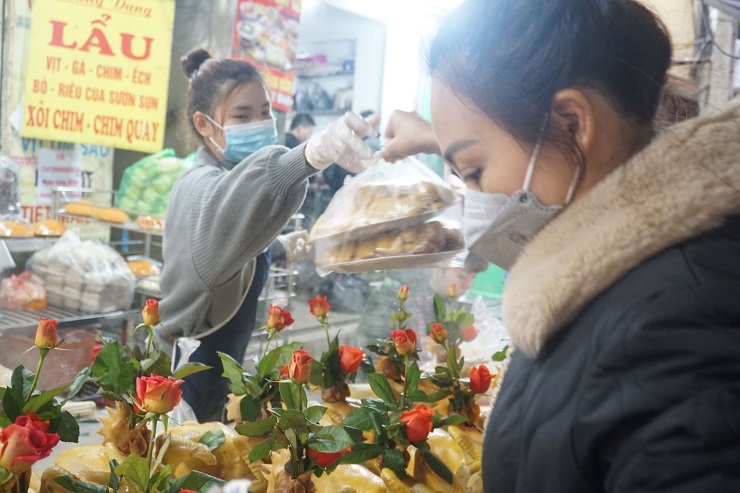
[381,110,441,162]
[305,112,374,172]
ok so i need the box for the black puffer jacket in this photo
[483,99,740,492]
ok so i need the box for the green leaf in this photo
[240,395,262,422]
[421,448,454,484]
[492,345,509,362]
[433,294,446,322]
[168,471,226,493]
[108,459,121,492]
[235,416,277,437]
[308,359,324,388]
[54,476,109,493]
[456,313,475,331]
[308,425,354,453]
[304,405,327,424]
[279,382,302,410]
[91,342,136,395]
[248,429,278,462]
[63,367,91,404]
[344,425,365,445]
[382,448,407,479]
[115,453,150,493]
[277,409,306,431]
[361,398,392,414]
[368,373,397,405]
[437,415,469,427]
[343,407,378,431]
[406,362,420,395]
[341,443,384,464]
[199,429,226,451]
[54,410,80,442]
[257,346,284,376]
[407,389,451,404]
[0,468,13,487]
[2,387,22,423]
[11,366,34,401]
[139,350,172,377]
[217,352,247,395]
[173,362,210,380]
[24,384,69,414]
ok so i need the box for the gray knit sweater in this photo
[157,144,315,341]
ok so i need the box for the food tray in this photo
[320,250,465,274]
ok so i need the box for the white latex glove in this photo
[277,230,312,263]
[304,112,374,172]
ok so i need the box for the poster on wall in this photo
[231,0,301,112]
[21,0,175,153]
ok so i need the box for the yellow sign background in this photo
[22,0,175,153]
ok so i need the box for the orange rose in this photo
[135,375,183,414]
[267,305,294,332]
[0,414,60,474]
[309,446,351,468]
[469,365,493,394]
[34,318,58,349]
[338,346,363,374]
[429,323,447,344]
[461,325,480,342]
[278,361,290,379]
[308,296,330,318]
[289,349,312,384]
[447,283,458,299]
[141,299,160,326]
[180,490,197,493]
[390,328,417,355]
[400,404,434,443]
[397,285,409,302]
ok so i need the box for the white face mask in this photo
[463,139,580,270]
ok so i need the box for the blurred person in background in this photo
[285,112,316,149]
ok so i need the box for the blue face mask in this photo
[206,116,278,163]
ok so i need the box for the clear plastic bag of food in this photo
[0,272,47,310]
[27,231,135,313]
[311,155,466,273]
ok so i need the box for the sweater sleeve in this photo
[188,144,315,287]
[573,285,740,492]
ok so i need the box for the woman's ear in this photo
[193,112,215,139]
[550,89,595,155]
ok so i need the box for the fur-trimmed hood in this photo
[503,98,740,358]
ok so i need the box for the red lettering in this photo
[120,34,153,61]
[79,28,115,56]
[49,21,77,49]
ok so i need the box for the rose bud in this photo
[308,295,331,318]
[469,365,493,394]
[141,299,160,326]
[289,349,312,384]
[429,323,447,344]
[397,285,409,302]
[135,375,184,414]
[0,415,61,474]
[461,325,480,342]
[390,329,417,355]
[400,404,435,443]
[447,283,458,299]
[267,305,294,332]
[338,346,364,374]
[309,446,352,468]
[34,318,58,349]
[278,361,290,379]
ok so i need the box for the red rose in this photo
[34,318,58,349]
[309,446,352,468]
[135,375,183,414]
[278,361,290,379]
[397,285,410,302]
[180,490,197,493]
[469,365,493,394]
[0,415,60,474]
[390,328,417,355]
[308,296,331,318]
[461,325,480,342]
[289,349,312,384]
[267,305,294,332]
[400,404,435,443]
[141,299,160,326]
[447,283,458,299]
[338,346,363,374]
[429,323,447,344]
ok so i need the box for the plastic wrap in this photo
[27,231,136,313]
[0,218,33,238]
[0,272,47,310]
[115,149,193,216]
[312,155,466,273]
[126,256,162,278]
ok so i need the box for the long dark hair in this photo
[429,0,672,166]
[181,48,265,134]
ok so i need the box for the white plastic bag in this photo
[167,337,201,424]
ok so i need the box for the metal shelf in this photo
[0,306,136,341]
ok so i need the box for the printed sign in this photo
[36,146,83,205]
[22,0,175,152]
[231,0,301,112]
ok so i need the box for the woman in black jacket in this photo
[383,0,740,491]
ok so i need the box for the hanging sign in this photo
[231,0,302,112]
[22,0,175,153]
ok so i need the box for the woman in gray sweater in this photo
[157,48,373,421]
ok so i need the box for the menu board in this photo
[231,0,301,112]
[22,0,175,153]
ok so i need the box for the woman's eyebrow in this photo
[443,139,477,175]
